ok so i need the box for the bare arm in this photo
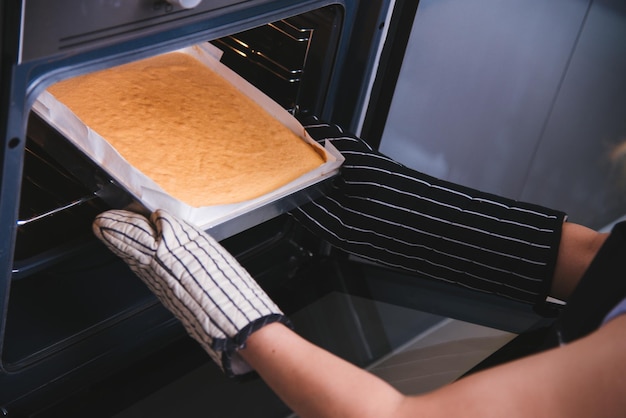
[239,221,613,418]
[550,222,608,301]
[414,313,626,417]
[241,315,626,418]
[240,322,405,418]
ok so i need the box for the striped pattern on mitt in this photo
[293,117,566,309]
[93,209,288,376]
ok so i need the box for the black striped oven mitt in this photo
[92,209,289,377]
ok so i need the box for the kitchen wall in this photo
[379,0,626,229]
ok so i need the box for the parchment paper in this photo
[32,43,344,230]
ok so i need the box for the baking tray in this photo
[31,43,343,240]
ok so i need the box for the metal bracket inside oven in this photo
[16,180,135,227]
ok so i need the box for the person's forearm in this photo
[239,322,406,418]
[242,317,626,418]
[550,222,608,301]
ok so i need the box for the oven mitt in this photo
[92,209,289,377]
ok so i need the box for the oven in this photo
[0,2,427,415]
[2,0,626,416]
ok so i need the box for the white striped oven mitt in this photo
[93,209,289,377]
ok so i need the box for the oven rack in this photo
[213,19,312,84]
[17,143,102,228]
[14,139,111,278]
[13,116,127,279]
[212,17,314,113]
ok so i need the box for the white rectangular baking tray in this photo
[32,43,344,239]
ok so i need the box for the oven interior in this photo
[12,3,343,280]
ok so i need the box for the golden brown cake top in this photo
[47,52,325,206]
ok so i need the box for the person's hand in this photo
[93,209,289,376]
